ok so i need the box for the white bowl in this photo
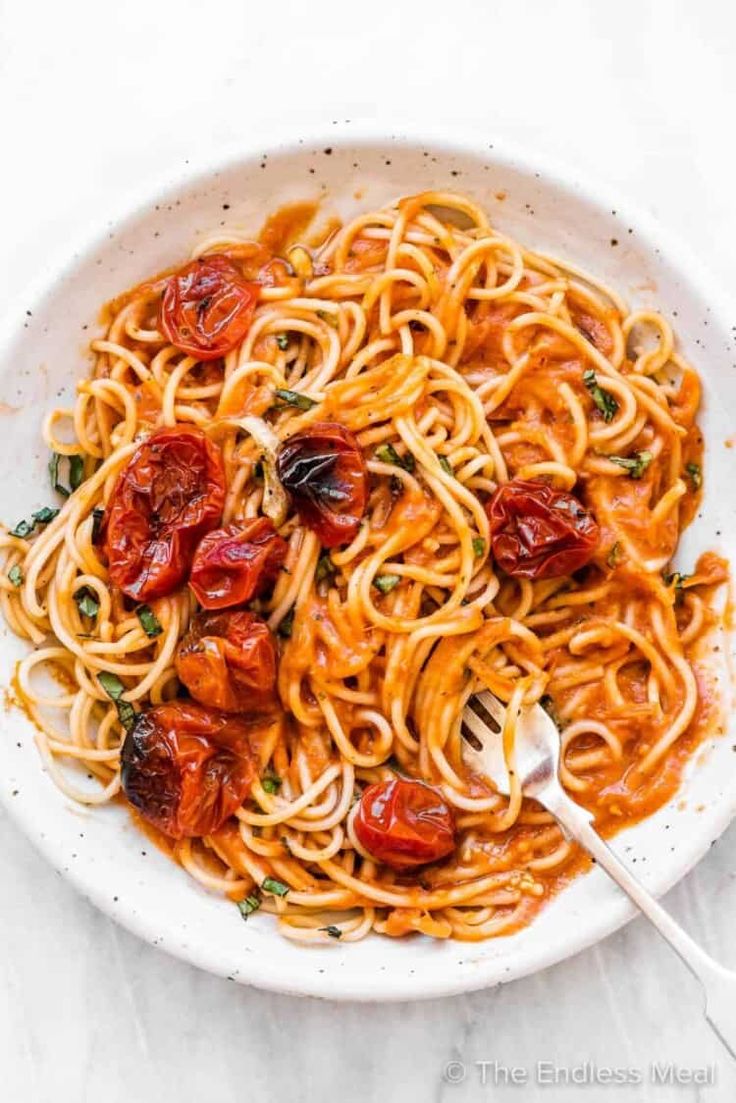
[1,128,735,1001]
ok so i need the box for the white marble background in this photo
[1,1,735,1100]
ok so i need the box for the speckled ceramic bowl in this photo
[1,126,735,1000]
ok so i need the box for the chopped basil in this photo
[91,507,105,544]
[33,506,59,525]
[374,443,415,473]
[262,876,289,897]
[277,607,295,638]
[69,455,84,491]
[98,670,124,699]
[7,564,23,587]
[137,604,163,638]
[608,450,652,479]
[98,671,137,733]
[74,587,99,619]
[115,701,137,733]
[373,574,400,594]
[472,537,486,558]
[261,774,282,795]
[663,570,690,603]
[273,387,317,411]
[583,370,618,422]
[607,541,622,568]
[11,507,60,539]
[317,309,338,327]
[316,552,336,584]
[685,462,702,490]
[438,455,453,476]
[237,893,261,920]
[320,925,343,939]
[48,452,64,496]
[49,452,84,498]
[275,334,290,350]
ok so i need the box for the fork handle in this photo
[543,783,736,1059]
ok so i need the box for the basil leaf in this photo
[74,587,99,619]
[137,604,163,638]
[472,537,486,558]
[273,388,317,411]
[583,370,618,422]
[262,876,289,897]
[98,671,124,699]
[237,893,261,920]
[438,455,453,476]
[316,552,335,583]
[275,334,290,350]
[49,452,68,498]
[49,452,85,498]
[317,310,338,328]
[277,607,295,638]
[10,519,33,538]
[69,455,84,492]
[685,462,702,490]
[607,541,622,568]
[663,570,690,604]
[320,925,343,939]
[373,574,400,594]
[11,507,60,539]
[374,443,415,473]
[261,774,282,794]
[7,564,23,587]
[608,451,652,479]
[98,671,137,733]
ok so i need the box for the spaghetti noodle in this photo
[1,190,728,944]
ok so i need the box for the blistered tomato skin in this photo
[188,518,287,610]
[159,255,259,361]
[104,426,226,602]
[276,422,368,548]
[176,609,278,713]
[120,701,256,839]
[354,778,456,871]
[486,478,599,579]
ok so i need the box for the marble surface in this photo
[1,1,736,1100]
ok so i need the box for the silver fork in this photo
[462,690,736,1058]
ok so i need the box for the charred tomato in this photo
[276,422,367,548]
[159,254,259,361]
[486,478,599,579]
[176,609,278,713]
[103,425,225,604]
[104,426,225,601]
[120,700,256,839]
[354,777,456,871]
[189,517,287,610]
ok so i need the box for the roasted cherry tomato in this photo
[354,778,456,871]
[489,478,600,582]
[104,426,226,602]
[188,517,287,610]
[276,422,368,548]
[159,255,259,361]
[486,478,599,579]
[120,700,256,839]
[176,609,278,713]
[489,476,600,577]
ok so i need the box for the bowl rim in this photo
[1,122,735,1001]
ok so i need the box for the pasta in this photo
[1,190,727,944]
